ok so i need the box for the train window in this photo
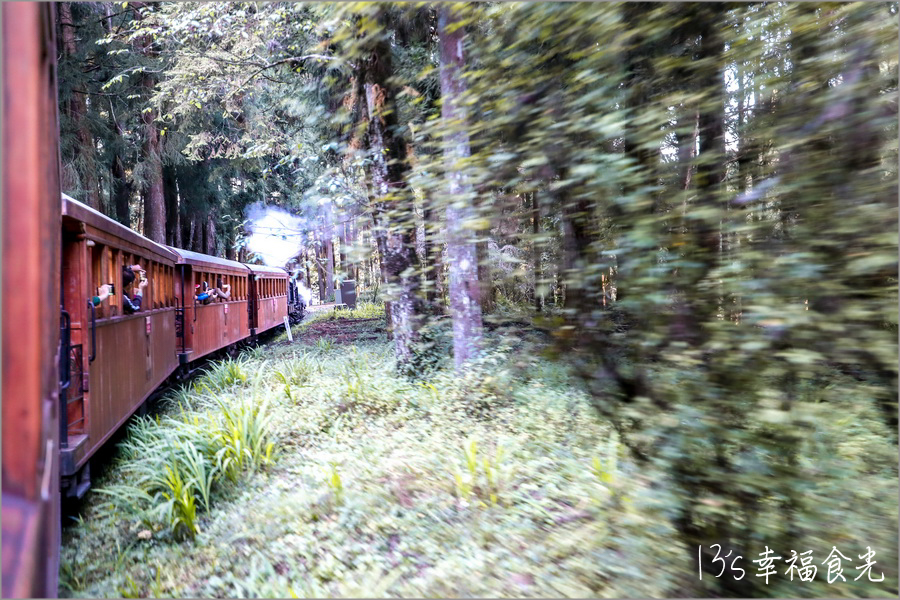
[157,263,163,309]
[148,262,155,309]
[153,262,160,309]
[152,262,158,309]
[90,243,107,319]
[107,246,120,317]
[144,260,152,309]
[120,251,130,312]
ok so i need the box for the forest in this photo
[56,2,897,598]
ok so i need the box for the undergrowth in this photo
[88,363,276,544]
[60,324,898,598]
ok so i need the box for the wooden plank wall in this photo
[83,311,176,464]
[1,3,62,597]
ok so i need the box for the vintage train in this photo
[59,195,306,497]
[1,4,305,596]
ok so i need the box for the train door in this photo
[248,275,259,334]
[174,264,192,367]
[59,227,91,495]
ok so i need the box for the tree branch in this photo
[227,55,339,99]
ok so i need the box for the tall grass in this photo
[96,380,276,541]
[195,357,250,392]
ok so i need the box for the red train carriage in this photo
[169,248,252,365]
[1,3,63,597]
[246,264,289,336]
[59,196,179,495]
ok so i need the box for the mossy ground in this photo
[59,305,897,598]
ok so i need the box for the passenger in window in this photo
[195,282,214,305]
[211,276,231,301]
[91,284,113,307]
[122,264,147,314]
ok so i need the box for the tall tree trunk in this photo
[359,13,423,372]
[139,108,165,244]
[305,250,312,301]
[133,4,165,242]
[173,178,182,248]
[324,203,335,301]
[187,215,197,252]
[163,166,178,246]
[339,220,348,278]
[422,194,442,312]
[325,237,335,301]
[531,192,542,312]
[111,154,129,227]
[316,242,326,302]
[370,210,393,325]
[204,211,216,256]
[346,218,358,282]
[476,233,493,314]
[59,2,101,210]
[439,4,483,368]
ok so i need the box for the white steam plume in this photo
[245,202,307,267]
[295,279,313,305]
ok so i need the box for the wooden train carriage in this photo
[169,248,252,365]
[246,264,289,335]
[60,196,179,489]
[1,4,63,596]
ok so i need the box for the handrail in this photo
[59,310,71,390]
[87,300,96,362]
[59,309,71,449]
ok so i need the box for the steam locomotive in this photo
[1,5,305,595]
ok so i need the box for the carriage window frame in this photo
[85,241,176,323]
